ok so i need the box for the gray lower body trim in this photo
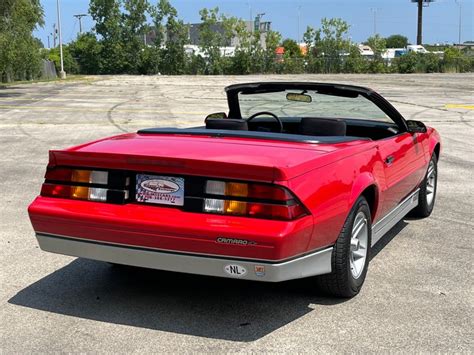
[371,189,419,246]
[36,233,333,282]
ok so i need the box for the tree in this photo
[122,0,149,73]
[89,0,126,73]
[69,33,102,74]
[0,0,44,82]
[198,7,239,74]
[150,0,188,74]
[304,18,351,73]
[282,39,301,57]
[366,34,387,73]
[385,34,408,49]
[47,45,79,74]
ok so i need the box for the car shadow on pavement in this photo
[8,259,344,342]
[8,219,409,342]
[370,219,408,260]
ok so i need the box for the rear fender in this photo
[348,172,379,221]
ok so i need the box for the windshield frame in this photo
[225,82,408,132]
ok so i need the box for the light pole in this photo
[455,0,462,44]
[297,5,302,43]
[370,8,378,35]
[56,0,66,79]
[246,1,253,33]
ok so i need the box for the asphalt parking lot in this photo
[1,74,473,353]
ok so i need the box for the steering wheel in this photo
[246,111,284,133]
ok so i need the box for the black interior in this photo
[206,117,399,141]
[298,117,347,137]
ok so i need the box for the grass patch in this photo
[0,75,95,88]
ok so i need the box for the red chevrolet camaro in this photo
[28,82,441,298]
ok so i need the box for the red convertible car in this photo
[28,82,441,297]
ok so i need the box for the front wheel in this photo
[410,154,438,218]
[315,196,372,298]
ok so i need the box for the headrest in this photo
[205,118,248,131]
[299,117,347,136]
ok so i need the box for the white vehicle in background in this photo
[407,45,429,53]
[358,45,374,58]
[382,48,408,61]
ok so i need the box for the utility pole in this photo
[73,14,87,35]
[52,24,57,47]
[455,0,462,44]
[56,0,66,79]
[47,35,50,49]
[416,0,423,45]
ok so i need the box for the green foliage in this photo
[150,0,188,74]
[282,39,302,57]
[385,34,408,49]
[69,33,102,74]
[0,0,44,82]
[393,52,418,73]
[47,46,79,74]
[366,34,387,73]
[304,18,352,73]
[89,0,127,73]
[442,47,471,73]
[7,0,472,81]
[343,46,367,73]
[198,7,236,74]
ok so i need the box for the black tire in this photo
[316,196,372,298]
[410,154,438,218]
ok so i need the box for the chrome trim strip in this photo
[36,234,333,282]
[371,189,419,247]
[34,232,330,264]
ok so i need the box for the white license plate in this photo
[136,174,185,206]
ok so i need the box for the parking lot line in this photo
[445,104,474,110]
[0,104,207,115]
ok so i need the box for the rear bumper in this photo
[36,233,333,282]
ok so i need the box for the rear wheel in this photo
[410,154,438,218]
[316,196,372,298]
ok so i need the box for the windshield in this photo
[238,90,391,122]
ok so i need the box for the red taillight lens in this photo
[204,180,308,220]
[41,183,110,202]
[248,184,292,200]
[41,183,72,198]
[44,167,73,181]
[41,168,127,203]
[45,168,108,184]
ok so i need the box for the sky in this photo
[35,0,473,47]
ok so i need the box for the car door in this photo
[377,132,427,216]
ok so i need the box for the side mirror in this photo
[406,120,427,134]
[205,112,227,120]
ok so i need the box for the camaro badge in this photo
[216,237,256,246]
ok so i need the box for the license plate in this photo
[136,174,185,206]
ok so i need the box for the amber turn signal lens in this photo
[224,200,247,214]
[72,186,89,199]
[225,182,248,197]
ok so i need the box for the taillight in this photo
[203,180,308,220]
[41,167,129,203]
